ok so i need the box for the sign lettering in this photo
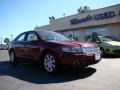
[70,10,119,25]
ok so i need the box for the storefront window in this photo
[85,25,107,41]
[99,26,107,36]
[62,30,80,40]
[73,30,81,40]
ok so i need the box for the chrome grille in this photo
[82,46,100,53]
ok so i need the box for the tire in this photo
[100,48,106,57]
[42,52,59,74]
[9,51,18,65]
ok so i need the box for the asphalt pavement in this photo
[0,50,120,90]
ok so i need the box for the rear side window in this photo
[15,33,26,41]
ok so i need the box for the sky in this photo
[0,0,120,42]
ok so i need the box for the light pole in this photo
[10,35,13,41]
[0,38,2,45]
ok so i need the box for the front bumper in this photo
[58,52,101,67]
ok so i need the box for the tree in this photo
[77,6,92,13]
[4,38,10,45]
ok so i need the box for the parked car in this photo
[2,44,8,50]
[87,36,120,56]
[104,36,120,41]
[0,45,3,50]
[0,44,4,50]
[0,44,8,50]
[8,30,101,74]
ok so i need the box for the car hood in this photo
[48,40,96,47]
[105,41,120,46]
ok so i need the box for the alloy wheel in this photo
[43,54,56,73]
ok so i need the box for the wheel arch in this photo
[41,48,58,60]
[41,48,60,73]
[8,48,15,54]
[100,47,106,52]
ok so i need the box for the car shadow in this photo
[102,54,120,59]
[0,60,96,84]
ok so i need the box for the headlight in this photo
[61,46,83,53]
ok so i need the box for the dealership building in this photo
[34,4,120,41]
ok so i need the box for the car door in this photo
[24,31,41,59]
[13,32,27,57]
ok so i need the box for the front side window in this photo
[15,33,26,41]
[27,32,38,41]
[100,37,112,41]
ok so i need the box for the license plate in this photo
[95,52,101,60]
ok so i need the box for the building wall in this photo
[34,25,51,31]
[34,4,120,40]
[107,23,120,39]
[50,4,120,31]
[79,28,85,41]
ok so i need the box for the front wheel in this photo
[42,53,59,74]
[100,48,106,57]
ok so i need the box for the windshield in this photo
[104,36,120,41]
[100,37,113,41]
[37,31,69,41]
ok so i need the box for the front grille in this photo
[82,46,100,53]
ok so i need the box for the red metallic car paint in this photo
[8,30,101,69]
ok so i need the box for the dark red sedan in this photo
[8,30,101,73]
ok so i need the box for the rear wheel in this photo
[42,52,59,74]
[9,51,18,65]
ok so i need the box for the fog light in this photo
[73,60,80,66]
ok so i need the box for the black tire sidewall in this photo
[9,51,18,64]
[100,48,106,57]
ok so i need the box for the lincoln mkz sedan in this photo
[8,30,101,73]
